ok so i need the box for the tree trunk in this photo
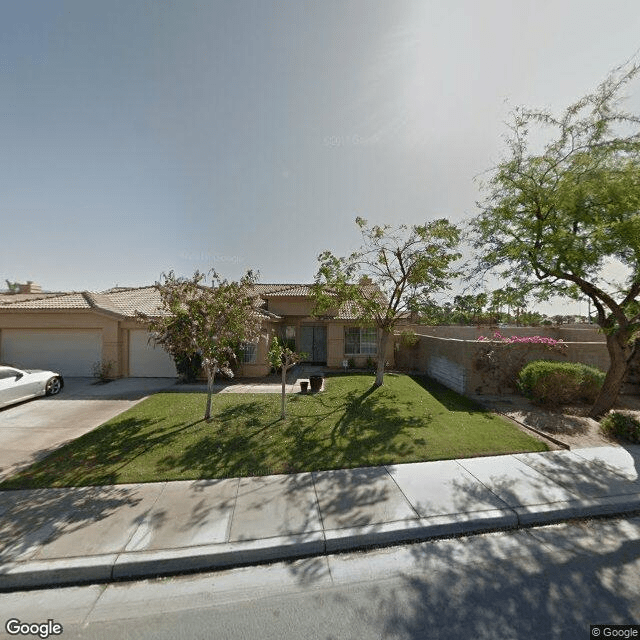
[374,329,390,387]
[281,365,287,419]
[205,363,216,420]
[588,333,634,419]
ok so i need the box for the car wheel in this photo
[45,377,62,396]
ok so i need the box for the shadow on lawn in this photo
[0,415,206,490]
[155,386,428,479]
[410,374,492,414]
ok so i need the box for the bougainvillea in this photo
[473,332,568,393]
[478,331,565,348]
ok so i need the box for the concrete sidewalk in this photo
[1,445,639,591]
[173,365,327,395]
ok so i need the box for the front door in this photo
[300,325,327,363]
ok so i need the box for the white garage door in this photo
[129,330,177,377]
[1,329,102,377]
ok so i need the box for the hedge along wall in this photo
[395,333,609,396]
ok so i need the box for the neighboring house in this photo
[0,287,180,378]
[0,283,395,378]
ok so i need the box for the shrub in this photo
[91,360,115,382]
[517,360,605,406]
[174,352,203,383]
[600,412,640,444]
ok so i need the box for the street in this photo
[1,515,639,639]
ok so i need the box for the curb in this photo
[2,498,639,592]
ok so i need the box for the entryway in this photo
[299,325,327,364]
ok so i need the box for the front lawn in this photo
[0,374,548,488]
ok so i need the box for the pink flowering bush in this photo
[477,331,565,348]
[473,331,568,393]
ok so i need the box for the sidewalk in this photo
[1,445,639,591]
[171,365,326,395]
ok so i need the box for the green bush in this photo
[600,412,640,444]
[174,352,203,383]
[517,360,605,406]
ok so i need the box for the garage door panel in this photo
[129,330,177,377]
[1,330,102,377]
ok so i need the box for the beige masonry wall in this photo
[402,323,606,343]
[395,332,609,396]
[265,298,314,317]
[327,323,344,368]
[237,329,274,378]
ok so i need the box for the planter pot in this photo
[309,375,323,393]
[300,381,309,394]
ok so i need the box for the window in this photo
[283,326,296,351]
[239,343,257,364]
[344,327,377,355]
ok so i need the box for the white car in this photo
[0,365,64,409]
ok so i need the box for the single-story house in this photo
[0,283,395,378]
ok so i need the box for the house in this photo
[0,283,395,378]
[254,284,395,371]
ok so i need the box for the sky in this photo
[1,0,640,316]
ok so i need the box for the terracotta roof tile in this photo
[0,292,91,309]
[252,284,315,297]
[0,282,383,322]
[104,286,164,317]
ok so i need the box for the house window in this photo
[239,343,257,364]
[283,325,296,351]
[344,327,377,355]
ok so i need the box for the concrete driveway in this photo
[0,377,176,482]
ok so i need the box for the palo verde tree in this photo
[472,62,640,417]
[268,337,306,419]
[138,269,263,420]
[313,217,461,387]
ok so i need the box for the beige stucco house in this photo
[0,283,394,378]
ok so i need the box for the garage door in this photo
[129,330,177,377]
[1,329,102,377]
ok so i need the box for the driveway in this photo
[0,377,176,482]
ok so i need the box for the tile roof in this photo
[334,300,367,320]
[252,284,315,297]
[0,292,92,310]
[104,286,279,319]
[0,292,66,303]
[0,282,384,321]
[103,286,165,317]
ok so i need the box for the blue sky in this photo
[2,0,639,315]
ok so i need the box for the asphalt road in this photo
[2,515,639,640]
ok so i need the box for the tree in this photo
[313,217,461,387]
[502,286,528,326]
[138,270,263,420]
[268,337,306,419]
[472,62,640,417]
[4,280,19,294]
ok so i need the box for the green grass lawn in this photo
[0,374,548,489]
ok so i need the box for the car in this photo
[0,365,64,409]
